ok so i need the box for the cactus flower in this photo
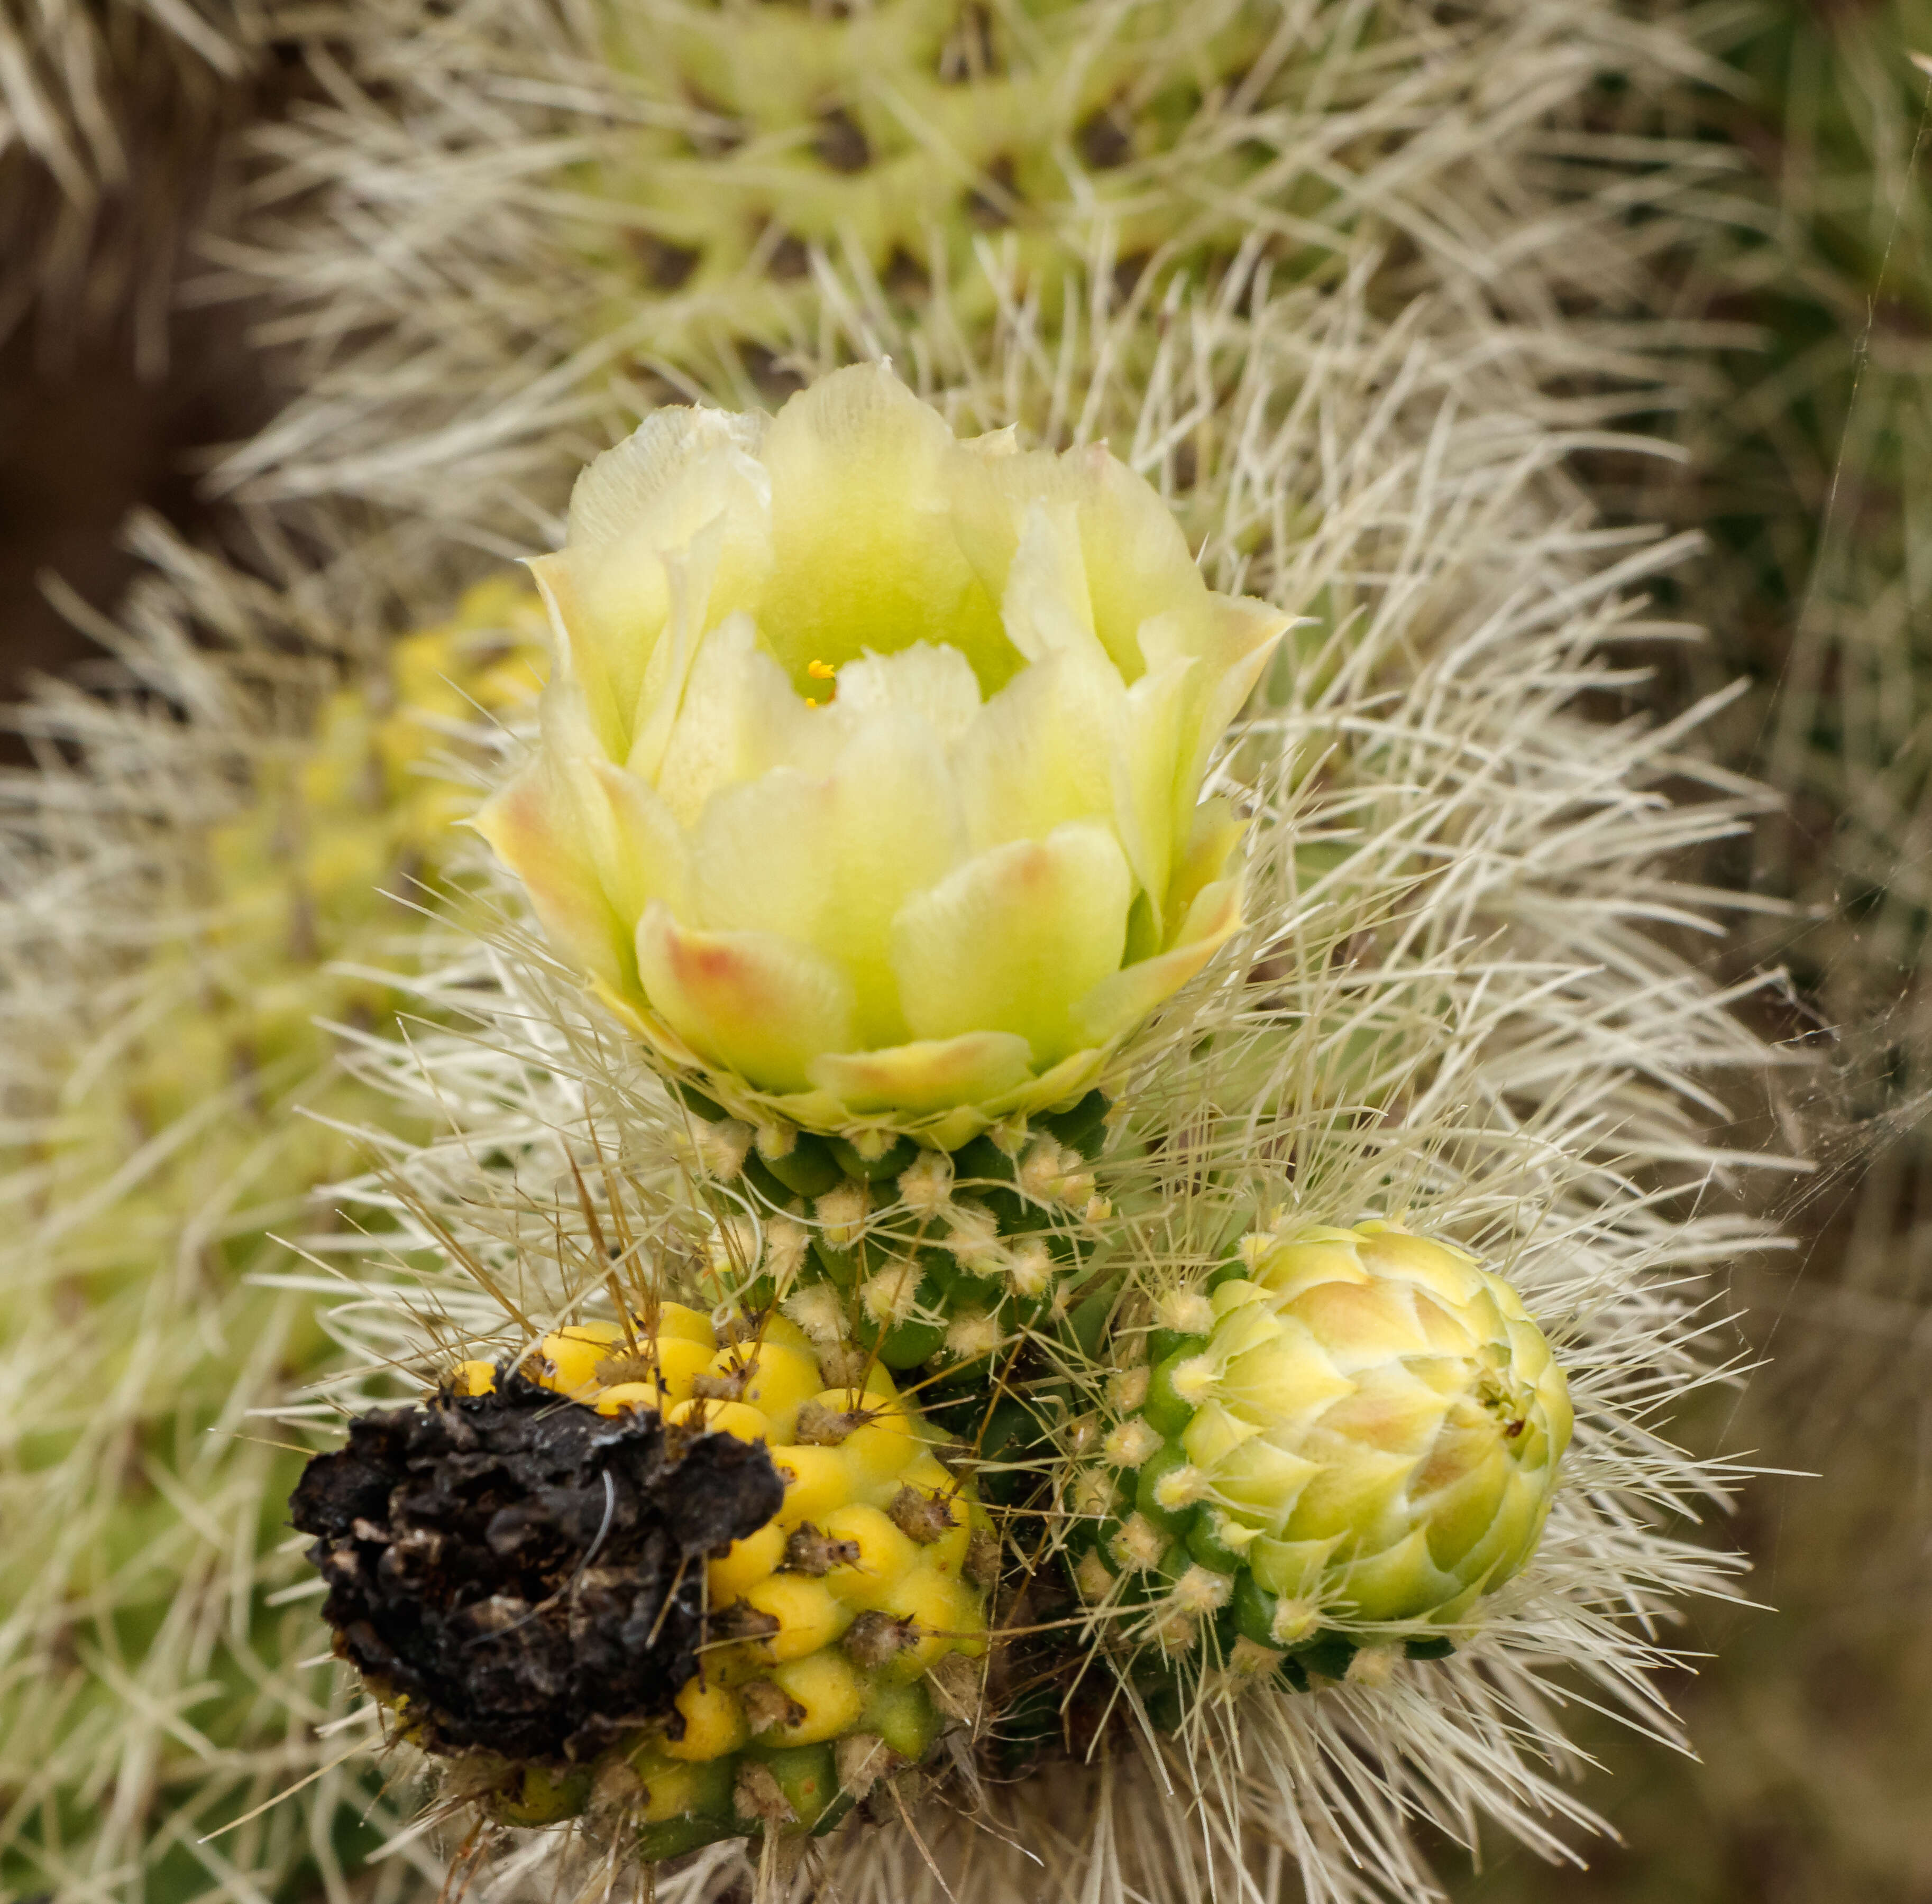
[478,364,1285,1143]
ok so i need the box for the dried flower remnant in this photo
[289,1369,783,1764]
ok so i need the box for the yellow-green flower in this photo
[479,364,1285,1143]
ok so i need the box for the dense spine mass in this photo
[0,579,544,1897]
[0,2,1794,1887]
[216,0,1671,544]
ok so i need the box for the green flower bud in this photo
[1078,1220,1572,1668]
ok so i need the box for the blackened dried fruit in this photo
[290,1369,783,1764]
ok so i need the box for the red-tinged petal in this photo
[635,902,855,1096]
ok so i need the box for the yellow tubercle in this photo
[450,1360,497,1397]
[651,1336,717,1399]
[738,1575,848,1662]
[667,1397,771,1442]
[593,1381,660,1416]
[770,1443,852,1528]
[662,1679,748,1762]
[536,1323,626,1397]
[709,1521,788,1601]
[767,1652,865,1744]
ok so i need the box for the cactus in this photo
[215,0,1682,548]
[4,158,1789,1902]
[693,1083,1111,1367]
[1,0,253,347]
[282,263,1789,1900]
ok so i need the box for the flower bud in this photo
[1086,1220,1571,1672]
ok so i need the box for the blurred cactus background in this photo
[2,0,1930,1900]
[1468,2,1932,1900]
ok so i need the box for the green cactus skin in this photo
[683,1084,1113,1377]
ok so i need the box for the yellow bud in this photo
[648,1336,717,1401]
[593,1382,659,1416]
[648,1303,718,1348]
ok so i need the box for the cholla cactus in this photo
[1,0,254,351]
[0,0,1737,1867]
[267,257,1786,1903]
[211,0,1682,551]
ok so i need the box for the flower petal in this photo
[655,613,831,829]
[755,364,1017,694]
[892,822,1132,1065]
[834,641,982,746]
[474,683,691,995]
[690,768,829,945]
[566,406,769,549]
[954,649,1123,854]
[949,439,1206,683]
[1074,874,1242,1046]
[635,902,855,1095]
[526,552,625,763]
[475,759,630,994]
[1109,654,1197,926]
[1000,499,1109,670]
[1166,797,1246,931]
[695,714,967,1047]
[556,410,773,758]
[810,1033,1035,1115]
[1137,601,1287,826]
